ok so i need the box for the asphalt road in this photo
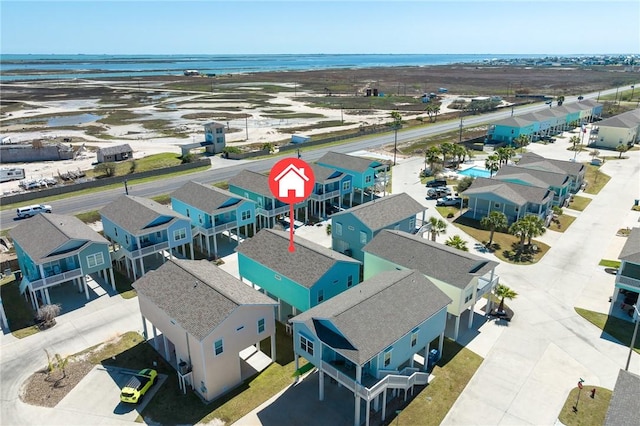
[0,88,617,230]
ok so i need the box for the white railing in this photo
[193,221,238,236]
[29,268,83,290]
[310,189,340,202]
[118,241,170,259]
[256,204,290,217]
[617,274,640,289]
[320,361,429,401]
[478,274,499,293]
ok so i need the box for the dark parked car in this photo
[426,179,447,188]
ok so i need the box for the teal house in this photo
[290,269,451,426]
[100,195,193,280]
[363,230,499,341]
[463,177,554,224]
[228,169,308,229]
[308,163,353,219]
[517,152,585,193]
[487,116,537,143]
[609,227,640,321]
[10,214,114,313]
[171,181,255,258]
[316,151,389,205]
[331,192,427,263]
[494,164,571,206]
[236,229,361,321]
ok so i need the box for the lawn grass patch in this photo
[0,277,40,338]
[150,194,172,205]
[558,385,612,426]
[549,214,576,233]
[567,195,592,211]
[452,216,549,264]
[395,339,483,426]
[435,206,461,219]
[583,164,611,195]
[598,259,621,268]
[75,210,101,224]
[575,307,640,354]
[113,270,136,299]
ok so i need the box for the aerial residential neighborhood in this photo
[1,58,640,426]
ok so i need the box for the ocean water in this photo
[0,53,548,81]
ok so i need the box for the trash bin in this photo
[14,270,22,281]
[427,349,440,370]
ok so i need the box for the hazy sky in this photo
[1,1,638,55]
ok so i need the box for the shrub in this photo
[447,212,455,218]
[94,162,116,177]
[181,153,195,164]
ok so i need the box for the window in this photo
[334,222,342,236]
[514,207,519,212]
[258,318,265,334]
[384,348,392,367]
[342,181,351,191]
[125,235,129,244]
[156,231,161,238]
[274,274,281,280]
[360,231,367,244]
[300,335,314,356]
[494,203,500,208]
[348,225,355,231]
[86,252,105,269]
[318,289,324,303]
[409,218,415,229]
[393,224,400,231]
[214,339,224,356]
[365,175,373,184]
[464,292,473,303]
[114,228,118,237]
[347,275,353,287]
[174,228,187,240]
[411,330,419,347]
[186,208,190,218]
[241,210,252,221]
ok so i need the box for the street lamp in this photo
[625,304,639,371]
[631,85,636,103]
[458,114,463,143]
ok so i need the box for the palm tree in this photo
[428,216,448,242]
[590,149,600,160]
[424,103,441,122]
[522,215,546,246]
[616,143,629,158]
[484,154,500,177]
[480,211,508,247]
[496,147,512,166]
[494,284,518,313]
[440,142,454,166]
[452,144,467,169]
[445,235,469,251]
[509,219,528,253]
[569,135,581,152]
[513,135,529,153]
[425,145,442,173]
[390,111,402,165]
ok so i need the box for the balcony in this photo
[116,241,170,259]
[320,360,429,401]
[193,220,238,236]
[256,204,291,217]
[310,189,341,202]
[28,268,83,291]
[617,274,640,290]
[477,274,499,296]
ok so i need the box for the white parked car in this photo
[16,204,52,218]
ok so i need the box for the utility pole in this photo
[625,305,639,371]
[245,116,249,140]
[459,114,463,143]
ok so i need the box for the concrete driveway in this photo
[56,366,166,422]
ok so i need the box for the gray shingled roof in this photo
[491,116,536,127]
[291,269,451,365]
[462,177,553,206]
[236,229,360,288]
[9,213,108,263]
[495,165,569,187]
[99,195,188,235]
[604,369,640,426]
[317,151,381,173]
[518,152,584,176]
[97,144,133,156]
[332,193,426,231]
[228,169,273,198]
[619,227,640,264]
[171,181,248,214]
[363,230,498,289]
[310,163,343,182]
[133,259,276,341]
[597,109,640,129]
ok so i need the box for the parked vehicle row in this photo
[426,186,451,199]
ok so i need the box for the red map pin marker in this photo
[268,157,315,252]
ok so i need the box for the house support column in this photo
[365,399,371,426]
[454,315,460,341]
[468,306,474,329]
[109,268,116,291]
[319,370,325,401]
[139,258,145,277]
[44,287,51,305]
[438,332,444,354]
[82,275,89,300]
[76,278,82,293]
[373,392,380,411]
[609,287,620,316]
[163,333,170,361]
[213,234,218,259]
[270,333,276,362]
[381,388,388,421]
[189,242,194,260]
[206,235,211,257]
[354,394,361,426]
[141,314,148,339]
[152,326,159,350]
[423,341,431,371]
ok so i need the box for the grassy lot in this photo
[435,206,463,219]
[452,216,550,264]
[393,339,483,426]
[583,164,611,195]
[567,195,592,212]
[113,270,136,299]
[598,259,621,268]
[0,275,40,338]
[558,385,612,426]
[75,210,101,224]
[549,214,576,233]
[575,308,640,354]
